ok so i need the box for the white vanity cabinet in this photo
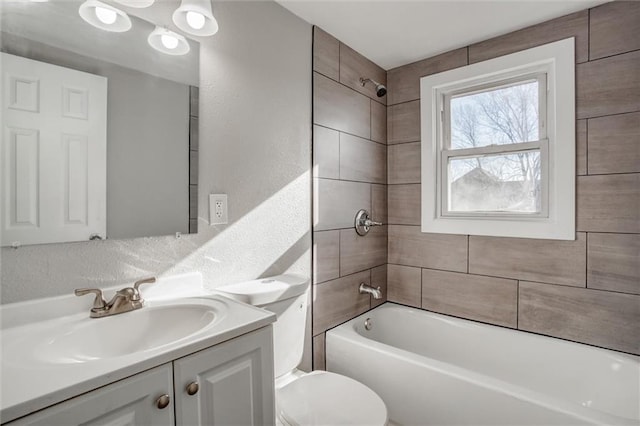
[174,325,275,426]
[6,364,174,426]
[5,327,274,426]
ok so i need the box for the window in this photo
[421,38,575,240]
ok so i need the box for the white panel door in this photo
[1,52,107,246]
[174,326,275,426]
[6,364,174,426]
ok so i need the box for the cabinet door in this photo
[7,364,174,426]
[174,326,275,426]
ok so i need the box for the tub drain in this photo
[364,318,372,330]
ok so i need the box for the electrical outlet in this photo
[209,194,228,225]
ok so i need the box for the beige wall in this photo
[312,28,388,369]
[386,1,639,355]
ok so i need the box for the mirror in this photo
[0,0,200,246]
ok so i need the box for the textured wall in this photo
[312,28,388,369]
[386,1,639,355]
[1,0,312,321]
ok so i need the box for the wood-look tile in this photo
[313,230,340,284]
[589,1,640,61]
[314,72,370,139]
[313,270,371,335]
[388,142,421,184]
[313,125,340,179]
[588,112,640,175]
[313,333,326,371]
[340,43,387,104]
[371,184,388,223]
[577,50,640,119]
[469,234,586,286]
[314,178,371,231]
[387,264,421,308]
[387,48,468,105]
[388,100,420,145]
[189,150,198,185]
[422,269,517,328]
[387,184,420,225]
[588,233,640,295]
[340,133,386,184]
[371,100,387,144]
[388,225,468,272]
[519,281,640,355]
[371,264,388,308]
[577,174,640,233]
[313,27,339,81]
[576,119,586,176]
[469,10,589,64]
[339,226,387,276]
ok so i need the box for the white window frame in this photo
[420,38,575,240]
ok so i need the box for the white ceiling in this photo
[276,0,608,70]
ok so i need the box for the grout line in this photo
[587,8,591,62]
[585,232,589,289]
[582,171,640,178]
[578,108,640,121]
[338,132,342,179]
[585,118,589,175]
[313,123,388,147]
[315,176,388,185]
[387,98,420,108]
[586,47,640,63]
[516,280,519,329]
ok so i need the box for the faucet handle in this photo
[133,277,156,292]
[131,277,156,301]
[75,288,107,310]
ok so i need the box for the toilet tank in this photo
[215,274,310,378]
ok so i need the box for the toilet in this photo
[215,274,388,426]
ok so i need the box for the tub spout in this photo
[359,282,382,299]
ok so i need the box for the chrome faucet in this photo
[75,277,156,318]
[359,282,382,300]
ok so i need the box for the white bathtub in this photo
[326,303,640,426]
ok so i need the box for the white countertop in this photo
[0,273,275,424]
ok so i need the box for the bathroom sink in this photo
[2,298,227,365]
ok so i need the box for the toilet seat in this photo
[276,371,387,426]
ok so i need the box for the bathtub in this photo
[326,303,640,426]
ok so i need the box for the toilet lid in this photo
[277,371,387,426]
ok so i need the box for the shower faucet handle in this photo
[355,209,383,236]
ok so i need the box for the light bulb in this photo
[161,34,179,49]
[95,6,117,25]
[185,11,206,30]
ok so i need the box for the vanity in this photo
[0,275,276,425]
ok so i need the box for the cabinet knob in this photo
[156,394,171,409]
[186,381,199,396]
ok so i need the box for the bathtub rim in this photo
[326,302,640,425]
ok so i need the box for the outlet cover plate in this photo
[209,194,228,225]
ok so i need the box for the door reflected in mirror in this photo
[0,0,200,246]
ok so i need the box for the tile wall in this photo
[386,1,639,355]
[312,28,388,369]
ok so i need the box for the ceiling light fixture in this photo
[172,0,218,37]
[148,26,190,56]
[78,0,131,32]
[112,0,155,8]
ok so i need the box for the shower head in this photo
[359,77,387,98]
